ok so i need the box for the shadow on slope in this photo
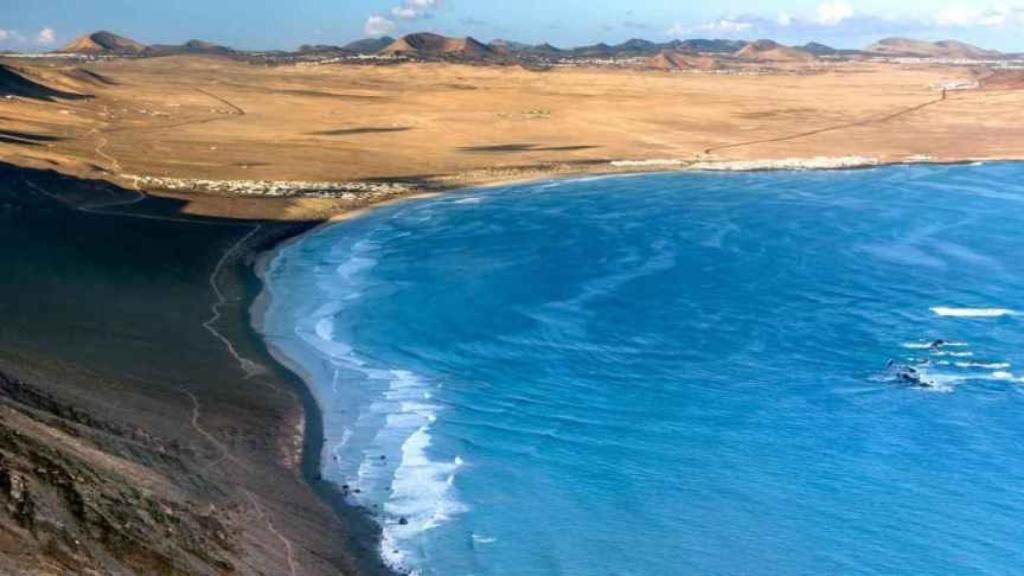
[0,64,93,102]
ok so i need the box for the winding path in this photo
[90,105,124,173]
[180,388,239,469]
[181,391,299,576]
[22,178,226,225]
[244,489,299,576]
[32,84,297,576]
[201,224,267,379]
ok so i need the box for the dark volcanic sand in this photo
[0,162,394,575]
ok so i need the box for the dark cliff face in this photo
[0,164,392,576]
[0,367,238,575]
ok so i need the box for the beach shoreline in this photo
[244,225,402,576]
[69,153,1023,219]
[240,156,1015,574]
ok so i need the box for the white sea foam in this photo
[454,196,483,204]
[919,368,1024,388]
[967,370,1024,384]
[934,351,974,357]
[914,374,956,393]
[269,236,464,576]
[315,317,333,341]
[298,316,356,363]
[904,365,965,393]
[955,361,1011,370]
[332,367,465,576]
[381,420,466,574]
[901,340,969,350]
[472,534,498,545]
[930,307,1017,318]
[533,181,562,191]
[333,428,354,453]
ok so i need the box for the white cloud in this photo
[934,5,1022,27]
[364,0,442,36]
[816,1,854,26]
[364,15,396,36]
[389,0,440,20]
[391,6,419,19]
[667,17,757,36]
[658,2,1024,50]
[936,6,976,26]
[706,19,754,33]
[0,29,28,45]
[35,27,55,45]
[979,7,1012,26]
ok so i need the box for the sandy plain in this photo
[4,55,1024,219]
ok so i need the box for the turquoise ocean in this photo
[257,164,1024,575]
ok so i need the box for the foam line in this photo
[931,307,1017,318]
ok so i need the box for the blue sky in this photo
[3,1,1024,51]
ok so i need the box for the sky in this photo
[3,0,1024,52]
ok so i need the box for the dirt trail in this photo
[181,390,299,574]
[98,86,246,135]
[21,178,236,225]
[202,224,267,379]
[244,489,299,576]
[180,388,240,468]
[196,86,247,116]
[704,93,948,156]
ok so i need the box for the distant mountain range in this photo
[58,31,233,57]
[54,30,1007,63]
[488,37,747,59]
[864,37,1002,59]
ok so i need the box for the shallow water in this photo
[257,164,1024,575]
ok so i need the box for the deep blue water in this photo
[257,165,1024,576]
